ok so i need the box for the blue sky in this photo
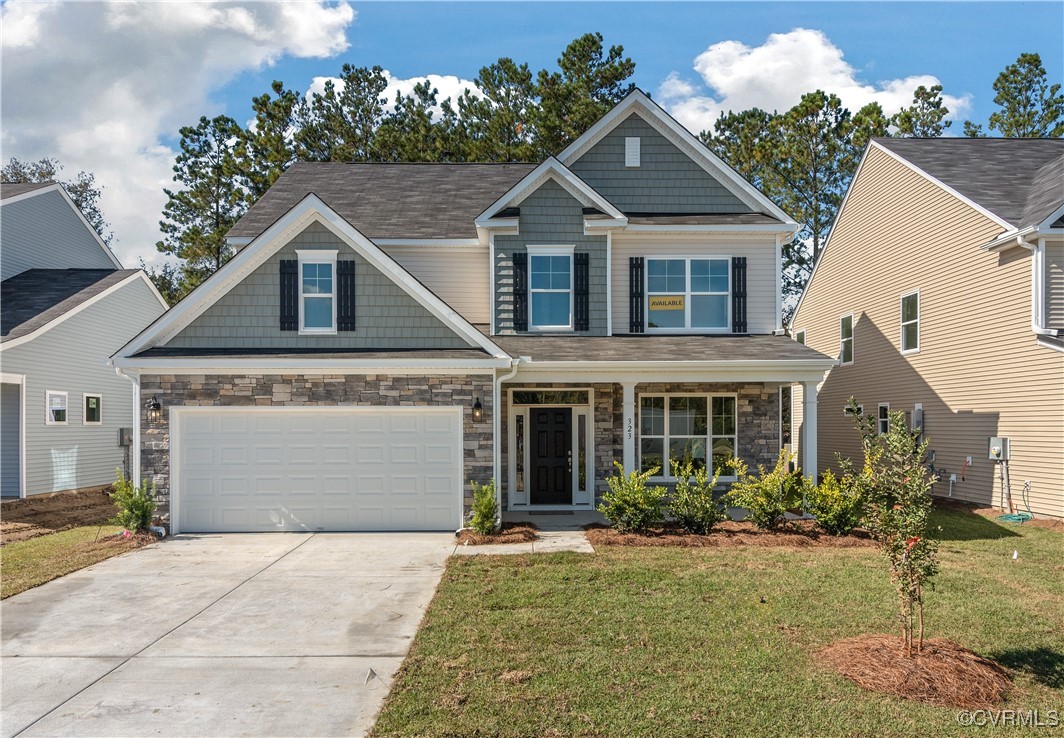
[2,1,1061,266]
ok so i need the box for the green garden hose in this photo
[997,481,1034,524]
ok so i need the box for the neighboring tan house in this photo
[113,90,836,534]
[0,182,168,498]
[791,138,1064,519]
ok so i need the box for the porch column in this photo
[621,381,636,473]
[801,380,819,481]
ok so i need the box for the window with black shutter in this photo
[574,252,589,331]
[512,251,528,331]
[629,257,644,333]
[337,260,356,331]
[279,259,298,331]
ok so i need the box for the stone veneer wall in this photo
[140,373,494,524]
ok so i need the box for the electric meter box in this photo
[988,436,1010,461]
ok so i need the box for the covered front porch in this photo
[490,334,834,513]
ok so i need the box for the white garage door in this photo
[173,407,463,533]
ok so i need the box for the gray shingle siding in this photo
[166,223,471,350]
[568,113,753,214]
[0,278,165,494]
[0,190,119,281]
[494,180,608,335]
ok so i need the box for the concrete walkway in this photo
[1,533,453,738]
[453,529,595,556]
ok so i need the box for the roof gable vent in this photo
[625,136,641,168]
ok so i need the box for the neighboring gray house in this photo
[0,182,168,498]
[114,90,836,534]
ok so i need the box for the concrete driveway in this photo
[1,533,454,738]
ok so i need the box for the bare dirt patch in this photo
[819,634,1012,709]
[585,520,876,549]
[1,488,116,545]
[456,523,539,546]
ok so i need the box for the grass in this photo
[1,525,148,599]
[373,508,1064,737]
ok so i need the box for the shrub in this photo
[724,450,811,530]
[598,462,667,533]
[468,479,498,535]
[668,459,727,534]
[806,470,865,535]
[109,468,157,532]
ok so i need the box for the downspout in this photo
[493,357,522,529]
[113,365,141,487]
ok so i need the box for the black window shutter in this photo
[629,257,644,333]
[574,252,590,331]
[732,256,747,333]
[337,260,356,331]
[279,259,298,331]
[512,251,528,332]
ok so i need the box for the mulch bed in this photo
[585,520,876,548]
[456,523,539,546]
[819,634,1012,709]
[0,488,116,545]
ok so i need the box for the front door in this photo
[529,408,572,505]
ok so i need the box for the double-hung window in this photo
[840,314,854,365]
[901,292,920,353]
[878,403,890,435]
[298,250,337,333]
[639,394,737,478]
[528,246,573,331]
[46,391,67,425]
[646,257,729,331]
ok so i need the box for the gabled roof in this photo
[874,138,1064,229]
[1,269,147,345]
[0,181,55,200]
[475,157,626,226]
[116,194,509,363]
[227,163,536,242]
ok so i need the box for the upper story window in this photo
[528,246,573,331]
[840,313,854,365]
[901,291,920,353]
[646,257,729,332]
[46,391,67,425]
[298,250,337,334]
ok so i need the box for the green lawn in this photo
[1,526,148,599]
[373,508,1064,737]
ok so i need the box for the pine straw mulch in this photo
[585,520,876,549]
[818,634,1013,709]
[455,522,539,546]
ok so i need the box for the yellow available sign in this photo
[649,295,685,311]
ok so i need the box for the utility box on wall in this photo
[988,436,1010,461]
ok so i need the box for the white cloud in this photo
[658,28,972,135]
[306,70,479,115]
[0,0,355,268]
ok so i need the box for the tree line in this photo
[5,41,1060,312]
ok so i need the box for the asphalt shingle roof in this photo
[132,346,491,360]
[1,269,137,341]
[227,162,538,241]
[0,181,55,200]
[491,334,832,363]
[875,138,1064,229]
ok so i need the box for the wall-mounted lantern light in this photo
[146,395,162,423]
[472,397,484,422]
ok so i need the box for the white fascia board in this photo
[557,90,797,226]
[621,223,799,235]
[373,238,483,249]
[871,141,1014,231]
[112,356,511,374]
[583,218,629,233]
[1,271,147,352]
[981,226,1038,252]
[116,194,510,360]
[1036,202,1064,232]
[476,158,625,222]
[0,183,124,269]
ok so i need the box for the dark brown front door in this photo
[529,408,572,505]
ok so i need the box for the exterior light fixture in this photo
[472,397,484,422]
[146,395,162,423]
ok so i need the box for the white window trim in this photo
[527,245,575,332]
[45,390,68,426]
[296,249,338,335]
[877,403,889,435]
[645,255,732,334]
[900,290,920,355]
[83,393,103,426]
[839,313,854,365]
[843,403,864,417]
[638,392,738,482]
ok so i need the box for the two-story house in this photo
[1,182,168,498]
[113,90,836,533]
[791,138,1063,519]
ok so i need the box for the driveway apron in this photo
[1,532,452,738]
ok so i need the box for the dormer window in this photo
[297,250,337,334]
